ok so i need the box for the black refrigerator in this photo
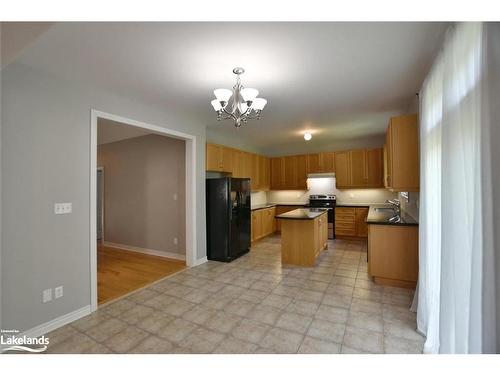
[206,177,251,262]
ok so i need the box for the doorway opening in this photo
[90,110,197,310]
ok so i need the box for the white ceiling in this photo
[10,22,447,154]
[97,118,152,145]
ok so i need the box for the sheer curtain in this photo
[417,22,498,354]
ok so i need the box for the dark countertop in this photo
[251,203,306,211]
[336,203,371,207]
[251,203,277,211]
[366,204,418,226]
[275,208,328,220]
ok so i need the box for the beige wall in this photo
[98,134,186,256]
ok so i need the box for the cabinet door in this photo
[271,157,283,190]
[221,146,233,173]
[355,207,369,237]
[283,156,296,189]
[307,154,321,173]
[295,154,308,190]
[334,151,350,188]
[251,210,263,240]
[349,149,366,187]
[232,149,242,178]
[264,208,274,236]
[242,152,252,178]
[366,148,383,187]
[251,153,260,190]
[385,123,393,188]
[383,144,389,188]
[320,152,335,173]
[206,143,221,171]
[259,156,270,191]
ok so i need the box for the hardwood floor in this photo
[97,243,186,305]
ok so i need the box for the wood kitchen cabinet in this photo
[275,205,302,232]
[306,152,335,174]
[206,143,233,172]
[251,206,276,243]
[334,148,383,189]
[368,224,419,288]
[270,157,284,190]
[259,156,271,191]
[251,153,260,190]
[355,207,369,237]
[335,206,368,238]
[272,155,308,190]
[295,154,308,189]
[384,114,419,191]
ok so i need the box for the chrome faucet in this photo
[385,199,401,214]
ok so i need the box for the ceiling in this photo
[8,22,447,154]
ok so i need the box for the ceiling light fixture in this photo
[304,132,312,141]
[211,67,267,128]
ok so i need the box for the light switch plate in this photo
[42,288,52,303]
[55,286,64,299]
[54,203,72,214]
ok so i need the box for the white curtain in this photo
[417,22,498,354]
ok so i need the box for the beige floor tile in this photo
[101,298,137,317]
[307,318,346,343]
[85,317,128,343]
[275,311,313,334]
[178,327,225,353]
[162,284,194,298]
[183,304,217,325]
[261,294,293,309]
[205,311,242,333]
[347,310,384,333]
[47,325,82,347]
[350,298,383,315]
[315,305,349,324]
[384,335,424,354]
[272,284,301,297]
[298,336,341,354]
[160,297,196,317]
[143,294,177,309]
[340,345,371,354]
[213,336,259,354]
[343,326,384,353]
[46,331,99,353]
[295,290,324,303]
[71,311,111,333]
[103,326,149,353]
[157,318,198,343]
[224,298,257,317]
[201,295,234,310]
[322,293,352,309]
[260,327,304,353]
[119,304,155,325]
[129,335,175,353]
[136,310,175,333]
[246,304,283,325]
[230,319,271,344]
[383,320,424,342]
[285,299,320,316]
[127,288,161,304]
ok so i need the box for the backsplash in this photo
[400,191,419,220]
[251,191,268,206]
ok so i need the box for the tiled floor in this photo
[46,235,424,354]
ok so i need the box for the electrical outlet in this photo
[42,288,52,303]
[173,237,178,245]
[55,286,64,299]
[54,203,72,214]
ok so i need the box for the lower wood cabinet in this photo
[275,206,303,232]
[335,206,369,238]
[251,207,276,243]
[368,224,418,288]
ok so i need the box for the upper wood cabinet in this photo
[334,148,384,189]
[206,143,232,172]
[295,154,308,190]
[306,152,335,174]
[385,114,419,191]
[270,157,284,190]
[334,151,351,188]
[271,155,308,190]
[206,143,270,191]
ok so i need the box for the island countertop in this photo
[366,204,418,226]
[275,208,328,220]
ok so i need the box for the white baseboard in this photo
[191,256,208,267]
[21,305,91,338]
[103,241,186,261]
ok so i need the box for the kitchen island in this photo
[275,208,328,267]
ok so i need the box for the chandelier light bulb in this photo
[304,132,312,141]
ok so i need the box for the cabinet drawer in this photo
[336,207,355,214]
[336,214,356,222]
[336,228,356,236]
[335,221,356,230]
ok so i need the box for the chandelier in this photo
[211,67,267,128]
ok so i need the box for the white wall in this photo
[1,63,207,334]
